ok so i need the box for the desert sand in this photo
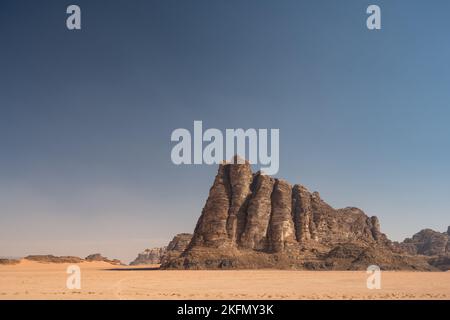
[0,260,449,300]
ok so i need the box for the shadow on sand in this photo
[105,266,161,271]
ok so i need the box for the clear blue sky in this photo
[1,0,449,262]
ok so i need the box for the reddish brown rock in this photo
[24,255,84,264]
[161,233,193,264]
[85,254,122,265]
[162,160,445,271]
[268,179,295,252]
[395,228,449,256]
[130,248,167,265]
[190,163,231,248]
[226,158,253,244]
[292,185,317,242]
[131,233,193,266]
[239,173,274,250]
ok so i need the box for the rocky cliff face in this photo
[160,233,193,265]
[130,247,167,265]
[162,160,438,270]
[393,227,450,271]
[130,233,192,266]
[395,229,449,256]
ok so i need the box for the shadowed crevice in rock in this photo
[239,172,274,251]
[268,179,295,253]
[226,158,253,244]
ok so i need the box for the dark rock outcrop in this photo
[130,233,193,266]
[429,254,450,271]
[161,233,193,265]
[162,160,440,270]
[393,227,450,271]
[85,253,122,265]
[0,258,21,265]
[394,228,449,256]
[23,254,122,265]
[130,247,167,265]
[24,255,84,264]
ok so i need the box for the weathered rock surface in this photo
[130,247,167,265]
[0,258,21,265]
[130,233,192,266]
[24,255,85,264]
[395,228,449,256]
[23,254,122,265]
[162,160,447,271]
[85,253,122,265]
[393,227,450,271]
[161,233,193,265]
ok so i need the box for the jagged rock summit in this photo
[162,159,440,270]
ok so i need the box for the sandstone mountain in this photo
[130,247,167,265]
[393,227,450,271]
[161,159,443,270]
[160,233,193,265]
[130,233,192,265]
[394,228,449,256]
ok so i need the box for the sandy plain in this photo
[0,260,449,300]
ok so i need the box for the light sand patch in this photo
[0,261,449,300]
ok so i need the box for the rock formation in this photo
[130,247,167,265]
[394,228,449,256]
[162,159,444,271]
[130,233,192,266]
[85,253,122,265]
[160,233,193,265]
[24,255,85,264]
[23,254,122,265]
[393,227,450,271]
[0,258,20,265]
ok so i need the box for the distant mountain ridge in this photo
[0,254,123,265]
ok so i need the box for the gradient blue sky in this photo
[1,0,449,262]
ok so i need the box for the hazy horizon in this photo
[1,0,449,263]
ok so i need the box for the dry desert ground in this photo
[0,260,449,300]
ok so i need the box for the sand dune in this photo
[0,260,449,300]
